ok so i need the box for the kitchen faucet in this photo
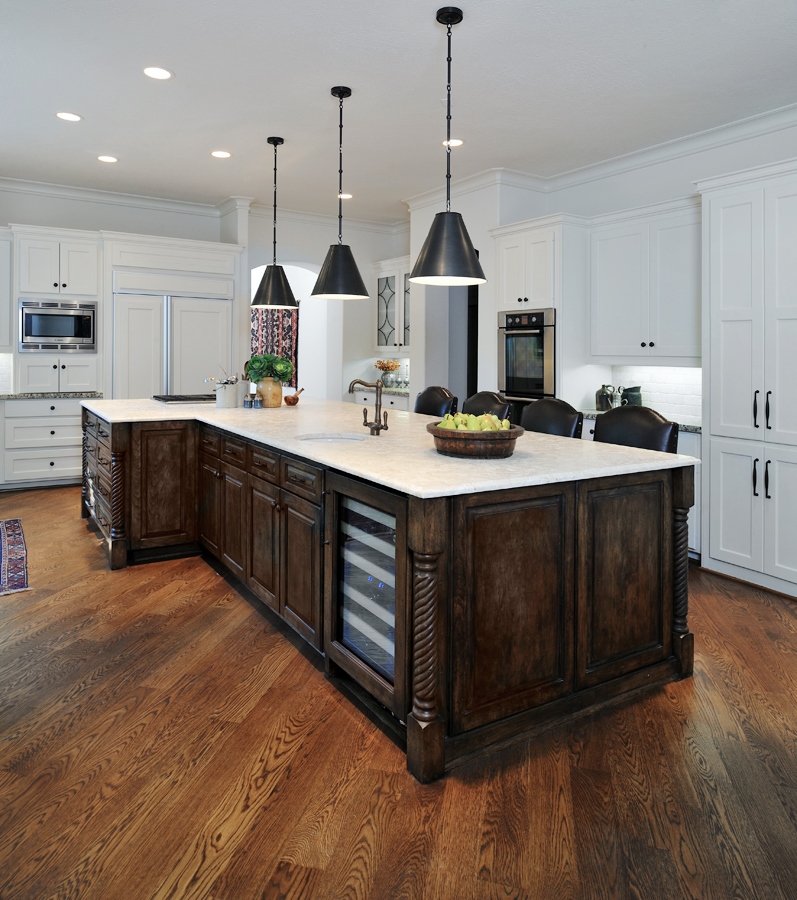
[348,379,389,436]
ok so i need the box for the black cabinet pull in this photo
[754,390,759,427]
[753,458,759,496]
[61,283,66,288]
[50,430,55,435]
[61,365,66,370]
[50,405,55,411]
[765,460,771,499]
[649,341,655,347]
[640,342,647,347]
[766,391,772,429]
[52,365,57,370]
[49,461,54,467]
[517,297,522,303]
[53,282,58,288]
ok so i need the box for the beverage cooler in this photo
[324,472,409,719]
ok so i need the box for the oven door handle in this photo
[501,328,545,336]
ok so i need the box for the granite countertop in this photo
[82,398,699,500]
[580,409,701,434]
[2,391,104,400]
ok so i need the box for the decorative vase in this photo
[255,378,283,408]
[381,372,396,388]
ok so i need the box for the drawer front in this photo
[280,456,324,504]
[198,426,221,458]
[92,492,113,538]
[5,417,82,450]
[5,448,83,482]
[249,444,280,483]
[84,411,112,444]
[220,435,246,468]
[6,398,83,418]
[86,467,113,509]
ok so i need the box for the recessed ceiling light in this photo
[56,112,83,122]
[97,156,118,163]
[443,139,464,147]
[338,192,353,200]
[211,150,231,158]
[144,67,173,80]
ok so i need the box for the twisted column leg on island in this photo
[672,466,695,676]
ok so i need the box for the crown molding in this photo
[0,175,221,218]
[404,168,547,213]
[248,202,407,236]
[99,229,243,253]
[490,212,591,236]
[694,156,797,193]
[216,196,254,216]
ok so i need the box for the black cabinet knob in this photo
[640,342,647,347]
[649,341,655,347]
[52,364,57,369]
[49,461,55,467]
[50,430,55,435]
[53,282,59,287]
[50,405,55,410]
[523,297,529,303]
[517,297,522,303]
[61,365,66,370]
[62,283,66,288]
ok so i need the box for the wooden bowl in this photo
[426,421,525,458]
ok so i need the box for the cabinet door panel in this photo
[451,484,575,734]
[376,274,397,348]
[576,472,671,689]
[170,297,232,395]
[61,358,97,392]
[764,185,797,445]
[590,223,649,356]
[495,235,526,310]
[280,490,322,649]
[247,478,280,611]
[763,446,797,582]
[527,230,554,306]
[198,454,221,556]
[18,238,60,294]
[59,242,98,295]
[113,294,164,399]
[649,214,701,357]
[709,192,765,440]
[0,239,11,349]
[708,438,763,572]
[221,463,246,581]
[17,356,60,393]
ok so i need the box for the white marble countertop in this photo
[82,398,700,500]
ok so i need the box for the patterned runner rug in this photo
[0,519,29,595]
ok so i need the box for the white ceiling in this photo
[4,0,797,224]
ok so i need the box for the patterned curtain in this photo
[250,309,299,388]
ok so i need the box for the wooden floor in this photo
[1,487,796,900]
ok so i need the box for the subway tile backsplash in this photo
[611,366,702,426]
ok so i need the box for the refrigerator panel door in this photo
[112,294,165,399]
[169,297,233,395]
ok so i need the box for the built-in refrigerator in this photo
[113,293,233,398]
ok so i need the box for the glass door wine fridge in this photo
[324,472,409,718]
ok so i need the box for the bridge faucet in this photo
[348,379,389,436]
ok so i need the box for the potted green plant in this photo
[244,353,295,408]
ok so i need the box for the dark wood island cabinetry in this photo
[81,399,695,782]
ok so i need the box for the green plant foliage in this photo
[244,353,295,383]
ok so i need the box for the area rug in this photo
[0,519,29,595]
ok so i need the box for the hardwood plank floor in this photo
[1,485,796,899]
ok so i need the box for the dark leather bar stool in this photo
[520,398,584,439]
[414,386,457,417]
[593,405,679,453]
[461,391,511,420]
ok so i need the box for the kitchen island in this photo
[81,398,697,781]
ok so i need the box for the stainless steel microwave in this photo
[19,299,96,352]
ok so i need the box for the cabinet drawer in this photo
[84,411,112,443]
[5,448,82,482]
[85,431,112,476]
[249,444,279,483]
[7,398,83,417]
[198,427,221,458]
[220,436,246,468]
[86,466,112,507]
[5,417,82,450]
[281,456,324,503]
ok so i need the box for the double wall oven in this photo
[497,308,555,402]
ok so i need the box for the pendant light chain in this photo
[445,19,453,213]
[337,94,344,245]
[272,139,279,266]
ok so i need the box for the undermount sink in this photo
[296,432,367,442]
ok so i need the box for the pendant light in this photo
[252,136,298,309]
[311,86,369,300]
[409,7,486,286]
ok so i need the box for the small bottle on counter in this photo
[253,397,263,409]
[243,396,253,409]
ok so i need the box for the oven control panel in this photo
[499,308,555,330]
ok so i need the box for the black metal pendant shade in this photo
[410,211,485,285]
[252,263,298,309]
[252,135,298,309]
[311,86,369,300]
[409,7,486,287]
[312,243,369,300]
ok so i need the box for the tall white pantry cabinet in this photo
[698,160,797,597]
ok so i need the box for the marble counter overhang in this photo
[81,398,700,501]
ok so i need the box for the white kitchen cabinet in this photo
[374,256,411,354]
[351,391,410,412]
[17,237,98,296]
[590,207,701,362]
[495,227,555,311]
[113,293,232,398]
[709,437,797,582]
[17,355,97,393]
[0,234,11,350]
[3,397,83,484]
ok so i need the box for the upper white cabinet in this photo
[17,237,98,296]
[0,233,11,350]
[705,180,797,444]
[374,256,411,355]
[589,205,701,362]
[495,227,555,311]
